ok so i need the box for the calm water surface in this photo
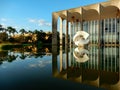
[0,45,119,90]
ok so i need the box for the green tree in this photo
[19,29,27,43]
[28,30,33,33]
[19,28,26,35]
[7,26,17,37]
[0,32,8,42]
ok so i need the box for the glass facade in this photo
[100,18,120,45]
[83,20,99,44]
[63,18,120,45]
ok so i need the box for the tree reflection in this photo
[0,45,52,65]
[20,54,27,60]
[7,55,18,62]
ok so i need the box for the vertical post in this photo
[81,8,83,31]
[119,18,120,45]
[70,22,72,45]
[52,13,58,45]
[60,45,63,72]
[60,17,63,45]
[65,11,69,69]
[98,4,101,46]
[52,45,58,76]
[76,19,79,32]
[115,18,117,46]
[69,40,72,67]
[66,13,69,45]
[111,18,113,45]
[52,13,58,76]
[98,4,101,87]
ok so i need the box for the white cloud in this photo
[1,65,7,69]
[1,23,7,28]
[0,18,7,22]
[25,27,30,30]
[29,18,51,27]
[29,19,37,23]
[13,26,20,30]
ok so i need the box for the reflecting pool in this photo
[52,45,120,90]
[0,45,119,90]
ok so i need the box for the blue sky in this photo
[0,0,107,32]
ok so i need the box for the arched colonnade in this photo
[52,0,120,46]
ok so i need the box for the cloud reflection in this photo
[29,60,51,68]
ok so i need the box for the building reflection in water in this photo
[73,47,89,63]
[52,45,120,90]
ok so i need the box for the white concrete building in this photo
[52,0,120,46]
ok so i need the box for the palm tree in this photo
[7,26,16,37]
[28,30,33,34]
[40,30,43,33]
[19,28,26,35]
[19,53,27,60]
[34,29,39,34]
[7,55,17,62]
[19,29,27,43]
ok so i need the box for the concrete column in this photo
[98,4,101,87]
[60,45,63,72]
[52,13,58,45]
[52,45,58,77]
[98,4,102,46]
[69,41,72,67]
[115,18,117,46]
[52,13,58,76]
[60,17,63,45]
[71,22,73,45]
[119,47,120,80]
[81,8,83,31]
[76,20,79,32]
[65,20,69,45]
[65,44,69,69]
[69,22,72,45]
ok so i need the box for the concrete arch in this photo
[59,14,66,20]
[68,12,82,22]
[100,72,120,90]
[83,4,99,13]
[100,72,119,85]
[107,80,120,90]
[67,67,82,78]
[101,0,120,10]
[83,69,99,81]
[82,9,99,21]
[100,5,119,19]
[57,10,67,20]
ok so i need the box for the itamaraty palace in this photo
[52,0,120,46]
[52,0,120,90]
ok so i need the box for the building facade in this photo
[52,0,120,46]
